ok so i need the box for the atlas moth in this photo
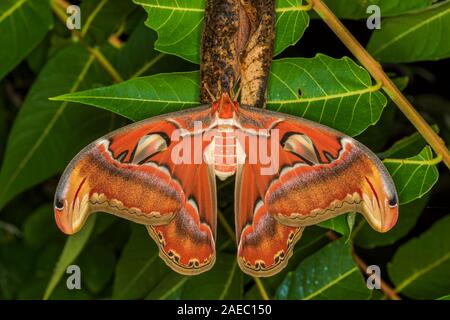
[54,92,398,277]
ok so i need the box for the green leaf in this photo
[267,55,387,136]
[145,273,187,299]
[115,19,165,79]
[134,0,310,63]
[115,19,193,79]
[0,220,21,243]
[53,72,200,120]
[273,0,310,55]
[275,238,370,299]
[389,216,450,299]
[354,194,429,249]
[77,244,115,294]
[181,253,243,299]
[391,76,410,91]
[378,125,439,159]
[318,215,351,237]
[35,243,64,280]
[0,0,53,80]
[52,55,386,136]
[0,242,37,299]
[384,146,439,204]
[16,243,62,299]
[355,77,408,152]
[144,240,243,300]
[80,0,135,45]
[32,249,95,301]
[44,216,96,300]
[146,247,244,300]
[27,32,51,74]
[367,1,450,62]
[23,204,62,248]
[0,44,119,210]
[323,0,434,19]
[438,295,450,300]
[0,98,6,161]
[112,224,169,299]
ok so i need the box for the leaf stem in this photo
[253,277,270,300]
[307,0,450,169]
[217,209,270,300]
[86,46,123,83]
[132,53,166,79]
[277,2,313,12]
[50,0,124,83]
[81,0,108,38]
[50,0,68,25]
[383,155,442,166]
[217,209,236,243]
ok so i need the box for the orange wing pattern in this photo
[234,106,398,276]
[54,106,217,275]
[54,101,398,277]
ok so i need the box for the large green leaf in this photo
[115,18,196,79]
[267,56,387,136]
[0,45,118,210]
[80,0,135,45]
[275,238,370,299]
[0,242,37,299]
[145,273,187,299]
[115,19,178,79]
[112,224,169,299]
[384,146,439,204]
[43,216,97,300]
[355,77,409,152]
[389,216,450,299]
[0,0,53,80]
[146,254,243,300]
[77,243,115,295]
[133,0,310,63]
[181,253,242,299]
[323,0,434,19]
[52,55,387,136]
[367,1,450,62]
[23,204,63,248]
[354,194,429,249]
[378,125,439,159]
[272,0,310,55]
[54,72,200,120]
[16,243,62,299]
[0,97,6,162]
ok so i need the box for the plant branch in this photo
[383,154,442,166]
[50,0,124,83]
[277,2,313,12]
[132,53,166,79]
[254,278,270,300]
[50,0,68,25]
[217,209,270,300]
[307,0,450,169]
[86,46,123,83]
[351,251,401,300]
[326,230,400,300]
[217,209,236,243]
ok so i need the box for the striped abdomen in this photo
[213,126,238,180]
